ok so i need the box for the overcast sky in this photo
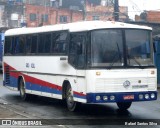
[119,0,160,19]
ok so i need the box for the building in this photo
[0,0,129,28]
[135,10,160,23]
[25,0,128,27]
[0,0,25,28]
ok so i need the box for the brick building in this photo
[0,0,129,28]
[146,11,160,23]
[135,10,160,23]
[25,4,84,27]
[25,1,128,27]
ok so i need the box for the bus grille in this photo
[5,66,10,85]
[95,78,156,92]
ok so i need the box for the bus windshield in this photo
[126,30,153,66]
[91,29,153,68]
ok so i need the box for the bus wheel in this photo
[66,85,77,112]
[117,102,132,110]
[19,79,28,101]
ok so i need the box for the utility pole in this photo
[114,0,119,21]
[81,0,86,21]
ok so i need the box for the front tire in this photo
[117,102,132,110]
[19,79,29,101]
[66,85,77,112]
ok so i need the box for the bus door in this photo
[69,32,87,94]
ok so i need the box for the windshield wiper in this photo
[108,43,122,69]
[128,54,141,66]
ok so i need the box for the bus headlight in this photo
[96,96,101,101]
[145,94,149,99]
[103,96,108,101]
[151,93,155,99]
[139,94,143,100]
[110,96,115,101]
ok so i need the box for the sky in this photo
[119,0,160,19]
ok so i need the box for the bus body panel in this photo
[86,69,157,93]
[86,69,157,103]
[3,56,87,103]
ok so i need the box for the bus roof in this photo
[5,21,152,36]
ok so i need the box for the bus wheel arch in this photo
[18,76,29,101]
[62,80,78,111]
[62,80,70,100]
[18,76,25,91]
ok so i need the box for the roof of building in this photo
[5,20,152,36]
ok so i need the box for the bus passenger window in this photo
[26,35,32,54]
[44,34,51,53]
[38,34,44,53]
[4,37,12,55]
[52,32,68,54]
[11,37,16,54]
[31,35,38,53]
[18,36,25,54]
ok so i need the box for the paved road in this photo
[0,74,160,128]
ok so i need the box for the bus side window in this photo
[14,37,19,54]
[69,34,77,67]
[14,36,25,54]
[31,35,38,54]
[77,35,86,68]
[51,32,56,53]
[11,37,16,54]
[18,36,25,54]
[26,35,32,54]
[44,33,51,53]
[38,34,44,53]
[69,33,86,69]
[52,31,68,54]
[4,37,12,55]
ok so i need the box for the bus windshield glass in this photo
[126,30,153,66]
[91,29,153,68]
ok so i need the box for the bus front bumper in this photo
[86,91,157,103]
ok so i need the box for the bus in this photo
[3,21,157,111]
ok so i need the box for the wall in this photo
[25,3,128,27]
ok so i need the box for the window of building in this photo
[59,16,67,23]
[93,16,100,20]
[41,14,48,22]
[30,13,37,21]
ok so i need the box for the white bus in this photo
[3,21,157,111]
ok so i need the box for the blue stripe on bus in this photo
[74,93,86,99]
[25,82,62,95]
[5,75,86,100]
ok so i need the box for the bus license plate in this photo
[123,95,134,100]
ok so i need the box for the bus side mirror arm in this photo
[153,42,157,53]
[60,57,67,61]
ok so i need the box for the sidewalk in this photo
[0,99,25,119]
[0,105,25,119]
